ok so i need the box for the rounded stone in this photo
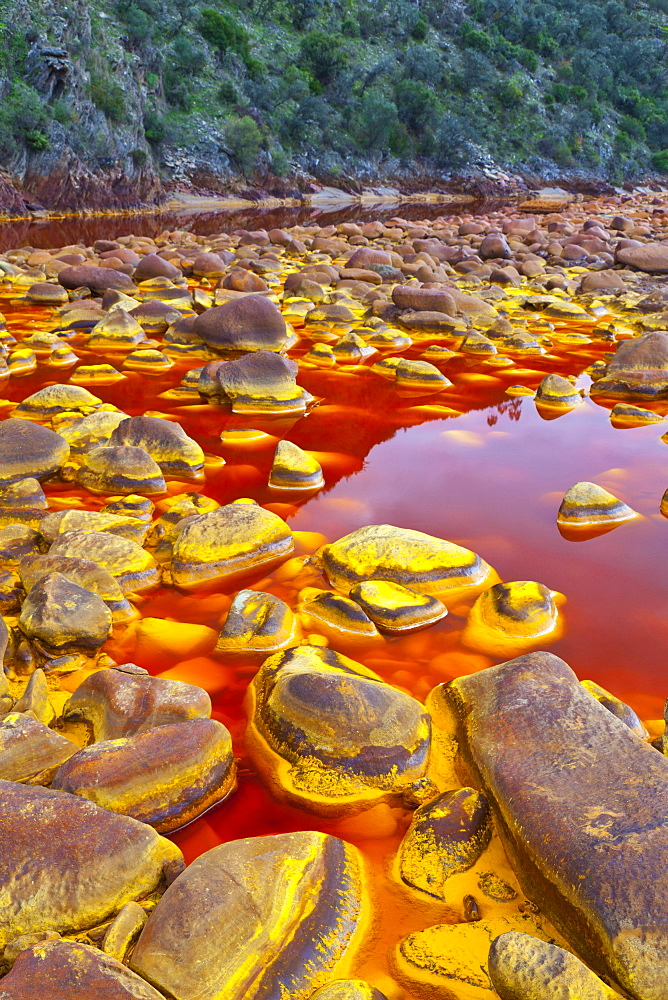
[198,352,307,415]
[557,482,637,526]
[51,718,236,834]
[535,374,582,409]
[215,589,300,661]
[49,530,160,594]
[349,580,447,633]
[59,411,130,457]
[25,281,69,305]
[392,285,456,315]
[87,311,146,349]
[299,590,380,644]
[395,359,452,393]
[19,552,136,623]
[18,571,112,651]
[310,983,389,1000]
[0,478,48,528]
[134,254,181,282]
[488,932,617,1000]
[58,265,136,294]
[468,581,559,639]
[194,295,287,354]
[269,440,324,490]
[78,446,167,496]
[109,416,204,479]
[610,403,664,426]
[318,524,492,597]
[14,385,103,420]
[0,420,69,486]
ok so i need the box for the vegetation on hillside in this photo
[2,0,668,183]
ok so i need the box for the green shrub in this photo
[395,79,439,133]
[571,85,588,103]
[199,8,250,61]
[619,114,646,141]
[341,15,360,38]
[121,3,153,43]
[552,83,570,103]
[131,147,148,165]
[270,146,290,176]
[651,149,668,172]
[225,115,263,175]
[144,109,166,144]
[459,22,493,53]
[354,90,399,152]
[218,80,239,105]
[411,16,428,41]
[518,48,538,72]
[299,31,348,86]
[51,99,74,125]
[90,72,126,123]
[497,76,523,108]
[25,129,49,152]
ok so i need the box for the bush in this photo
[651,149,668,172]
[619,114,646,141]
[299,30,348,87]
[25,129,49,152]
[497,75,523,108]
[518,48,538,72]
[404,45,442,84]
[571,85,588,103]
[395,79,440,133]
[218,80,239,105]
[52,99,74,125]
[131,147,148,165]
[434,114,477,170]
[354,90,399,152]
[90,72,126,123]
[199,8,250,62]
[144,109,166,144]
[459,22,493,53]
[411,16,428,41]
[225,115,263,175]
[552,83,570,103]
[120,2,153,43]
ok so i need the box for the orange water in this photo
[3,246,667,992]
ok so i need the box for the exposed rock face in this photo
[0,780,183,951]
[246,644,430,816]
[439,651,668,1000]
[130,832,365,1000]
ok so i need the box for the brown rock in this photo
[0,420,69,487]
[134,254,180,282]
[392,285,456,314]
[0,713,77,784]
[194,295,287,353]
[18,571,112,651]
[58,266,136,294]
[220,268,269,293]
[616,242,668,273]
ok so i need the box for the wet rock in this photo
[192,253,232,279]
[310,983,389,1000]
[0,478,48,528]
[580,270,626,293]
[319,524,492,597]
[39,508,149,546]
[331,331,376,363]
[130,299,182,335]
[269,440,324,490]
[215,589,300,661]
[590,332,668,399]
[171,502,293,589]
[610,402,664,426]
[349,580,447,633]
[299,590,380,645]
[392,286,456,314]
[461,331,497,356]
[19,572,112,651]
[134,254,180,282]
[304,342,337,366]
[0,779,183,951]
[194,295,288,354]
[479,234,511,260]
[15,385,104,422]
[399,788,492,899]
[198,352,308,415]
[0,940,166,1000]
[535,374,582,410]
[109,416,204,479]
[63,663,211,741]
[59,411,129,456]
[0,713,77,783]
[52,718,236,834]
[19,553,136,623]
[580,679,648,738]
[13,669,53,724]
[439,650,668,999]
[130,831,365,1000]
[488,932,619,1000]
[102,901,147,963]
[87,311,147,349]
[58,265,136,294]
[78,446,166,495]
[395,359,452,393]
[467,581,559,639]
[0,525,44,569]
[25,281,69,305]
[478,871,518,901]
[0,419,69,486]
[220,268,269,293]
[49,530,160,593]
[557,482,637,527]
[247,644,430,816]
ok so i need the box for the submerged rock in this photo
[399,788,492,899]
[62,663,211,741]
[466,581,559,639]
[534,374,582,410]
[0,419,69,486]
[19,553,136,623]
[438,650,668,999]
[395,359,452,393]
[0,779,183,951]
[247,644,430,816]
[318,524,492,597]
[130,832,365,1000]
[14,385,103,421]
[580,679,648,738]
[52,718,236,833]
[171,502,293,589]
[0,478,48,528]
[610,402,664,427]
[590,332,668,399]
[0,940,166,1000]
[488,932,619,1000]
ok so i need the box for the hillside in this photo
[2,0,668,211]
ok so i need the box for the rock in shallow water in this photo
[49,530,159,593]
[109,415,204,479]
[438,650,668,1000]
[51,718,236,833]
[0,419,69,487]
[0,713,77,784]
[557,482,637,527]
[246,644,430,816]
[18,571,112,651]
[309,982,389,1000]
[198,351,308,415]
[0,779,183,951]
[130,832,365,1000]
[78,445,166,496]
[488,932,620,1000]
[590,332,668,400]
[193,295,288,354]
[349,580,447,633]
[215,589,300,661]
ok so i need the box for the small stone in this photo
[78,446,166,496]
[171,502,293,589]
[319,524,492,597]
[478,871,518,901]
[130,832,365,1000]
[39,508,149,546]
[0,478,48,529]
[102,495,154,522]
[0,940,166,999]
[392,285,456,314]
[49,530,160,594]
[535,374,582,410]
[59,411,130,457]
[102,901,148,964]
[19,553,136,623]
[557,482,637,527]
[298,589,380,645]
[109,415,204,479]
[0,419,69,486]
[399,788,492,899]
[198,352,308,415]
[0,525,43,569]
[488,932,619,1000]
[269,440,324,490]
[16,384,100,421]
[19,571,112,651]
[247,644,430,816]
[610,403,664,426]
[123,349,174,373]
[466,581,559,639]
[63,663,211,741]
[0,780,183,951]
[0,713,77,783]
[193,295,288,353]
[304,342,337,367]
[349,580,447,633]
[215,589,300,661]
[25,281,69,305]
[135,254,180,282]
[309,982,389,1000]
[461,331,497,356]
[130,299,182,335]
[395,358,452,393]
[52,718,236,833]
[331,331,376,363]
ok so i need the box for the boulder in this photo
[18,571,112,651]
[19,553,135,623]
[51,718,236,833]
[193,296,287,353]
[58,265,136,293]
[616,242,668,273]
[557,482,637,527]
[590,332,668,399]
[269,440,324,490]
[62,663,211,741]
[0,779,183,951]
[488,932,619,1000]
[0,713,77,784]
[198,352,308,415]
[14,384,102,420]
[59,411,130,457]
[0,419,69,486]
[246,644,430,816]
[0,478,48,528]
[130,832,365,1000]
[392,286,456,315]
[215,589,300,661]
[48,530,159,593]
[109,416,204,479]
[535,374,582,410]
[438,651,668,999]
[134,254,180,282]
[349,580,447,633]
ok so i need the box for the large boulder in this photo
[0,780,183,950]
[437,651,668,1000]
[130,832,365,1000]
[0,419,69,487]
[193,296,287,354]
[616,242,668,273]
[590,332,668,399]
[198,352,308,415]
[109,415,204,479]
[58,265,136,293]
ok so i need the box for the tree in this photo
[299,31,348,87]
[225,116,263,175]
